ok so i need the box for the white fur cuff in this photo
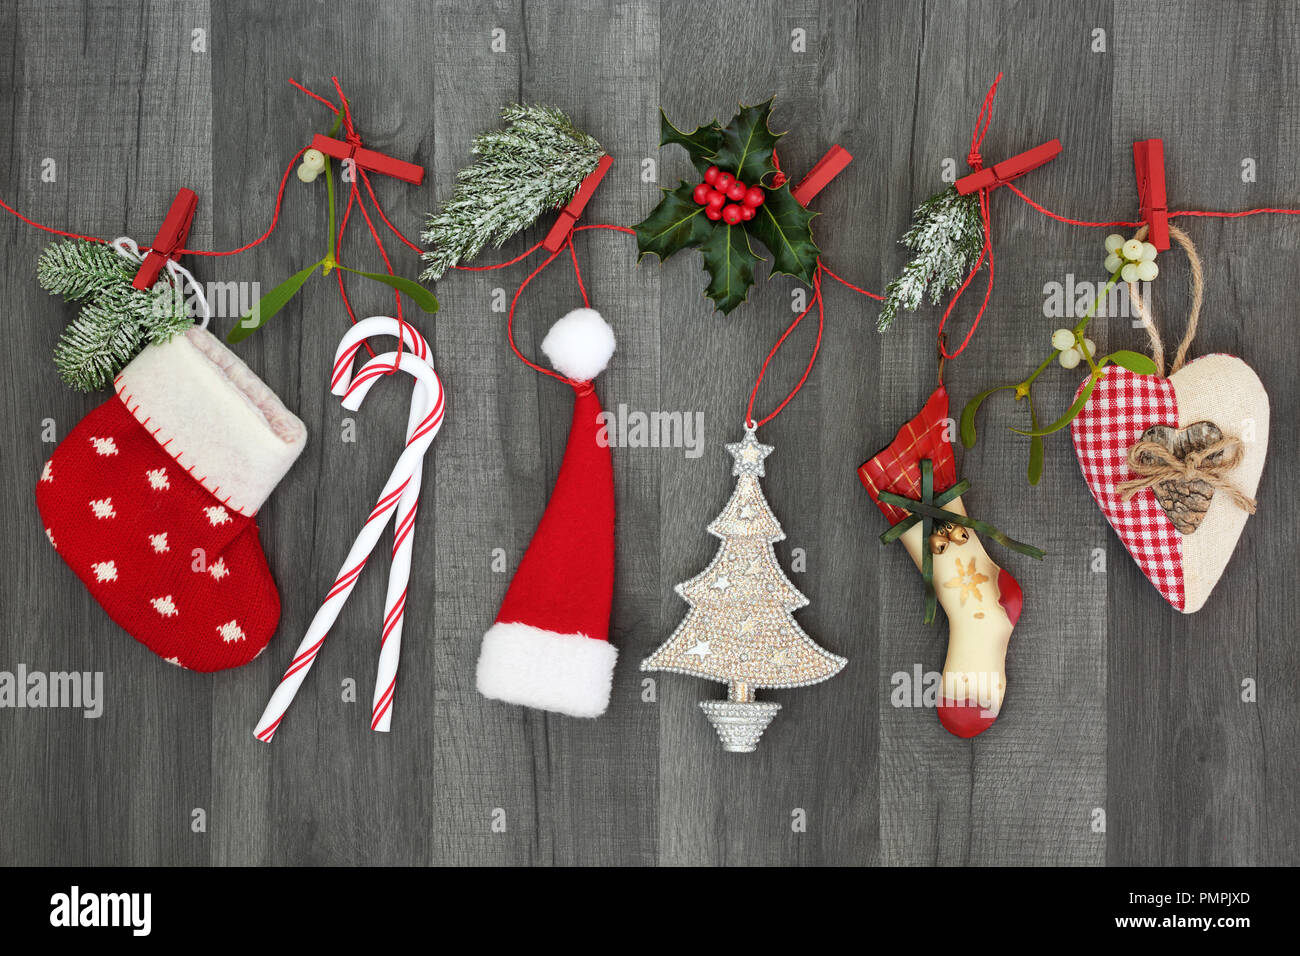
[476,622,618,718]
[115,328,307,516]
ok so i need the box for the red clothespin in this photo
[954,139,1062,195]
[1133,139,1169,251]
[543,154,614,253]
[309,134,425,186]
[133,188,198,290]
[791,145,853,206]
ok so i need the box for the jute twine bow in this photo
[1117,435,1257,514]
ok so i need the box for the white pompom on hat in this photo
[540,307,616,381]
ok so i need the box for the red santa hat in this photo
[475,308,618,718]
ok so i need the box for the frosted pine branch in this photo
[420,104,604,280]
[878,186,985,332]
[40,239,192,391]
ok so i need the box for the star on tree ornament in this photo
[726,428,774,476]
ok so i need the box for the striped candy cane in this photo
[332,319,433,732]
[254,331,443,742]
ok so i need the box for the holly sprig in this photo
[960,232,1160,484]
[634,100,820,314]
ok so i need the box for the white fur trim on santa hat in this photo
[115,328,307,516]
[541,307,616,382]
[476,622,618,718]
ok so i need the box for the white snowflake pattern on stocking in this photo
[216,619,246,643]
[146,468,170,490]
[89,498,116,519]
[208,557,229,581]
[151,595,178,617]
[90,436,119,456]
[149,532,169,554]
[204,505,231,527]
[91,560,118,583]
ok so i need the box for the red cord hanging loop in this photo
[745,264,825,429]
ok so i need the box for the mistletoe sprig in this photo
[634,99,820,314]
[228,107,438,345]
[960,230,1161,484]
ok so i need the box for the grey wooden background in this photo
[0,0,1295,866]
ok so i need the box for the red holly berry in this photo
[727,181,747,202]
[743,186,766,208]
[739,204,756,221]
[721,203,743,225]
[715,172,734,193]
[692,183,712,205]
[705,205,723,221]
[706,189,726,208]
[704,165,720,186]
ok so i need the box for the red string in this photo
[938,73,1004,361]
[938,189,995,359]
[359,167,424,254]
[1003,183,1141,228]
[967,72,1002,167]
[505,239,584,386]
[745,265,825,428]
[821,264,883,300]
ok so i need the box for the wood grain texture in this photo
[0,0,1294,866]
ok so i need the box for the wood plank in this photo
[0,0,214,866]
[1107,0,1300,866]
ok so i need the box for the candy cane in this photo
[331,318,433,732]
[254,340,444,742]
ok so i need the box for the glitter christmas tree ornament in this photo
[642,427,846,752]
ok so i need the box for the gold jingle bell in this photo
[947,525,970,544]
[928,533,949,555]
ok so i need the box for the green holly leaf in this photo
[747,183,820,283]
[699,223,760,314]
[712,99,783,187]
[634,183,715,263]
[659,109,723,174]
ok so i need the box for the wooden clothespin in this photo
[309,134,425,186]
[954,139,1062,195]
[791,145,853,206]
[543,154,614,253]
[1133,139,1169,251]
[133,188,198,289]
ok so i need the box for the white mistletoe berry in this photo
[151,595,179,617]
[204,505,231,527]
[40,461,53,483]
[90,436,119,456]
[146,468,170,490]
[89,498,116,519]
[208,557,229,581]
[45,528,55,548]
[91,560,118,583]
[216,619,246,643]
[163,656,185,668]
[149,532,169,554]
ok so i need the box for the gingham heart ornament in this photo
[1070,354,1268,612]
